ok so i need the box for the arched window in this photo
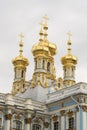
[21,70,24,78]
[35,60,37,69]
[47,62,50,72]
[23,84,25,88]
[43,60,45,69]
[58,83,60,88]
[54,122,59,130]
[0,118,2,130]
[72,68,73,72]
[15,69,16,79]
[13,120,22,130]
[0,112,3,130]
[65,68,66,76]
[69,117,74,129]
[72,68,74,77]
[32,124,41,130]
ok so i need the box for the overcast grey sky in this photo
[0,0,87,93]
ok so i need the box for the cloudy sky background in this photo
[0,0,87,93]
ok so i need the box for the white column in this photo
[25,113,31,130]
[60,110,65,130]
[51,118,53,130]
[6,108,12,130]
[83,111,86,129]
[44,118,50,130]
[26,123,30,130]
[66,115,69,130]
[6,120,10,130]
[6,113,12,130]
[61,116,65,130]
[76,111,80,130]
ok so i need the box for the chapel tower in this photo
[61,32,78,87]
[32,15,57,88]
[12,33,29,95]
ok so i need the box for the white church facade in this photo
[0,16,87,130]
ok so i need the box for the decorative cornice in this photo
[47,83,87,104]
[25,118,32,124]
[44,122,49,128]
[5,114,12,120]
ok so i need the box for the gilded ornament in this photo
[67,110,73,117]
[52,115,58,121]
[60,110,65,116]
[5,113,12,120]
[25,118,32,124]
[34,118,40,123]
[44,122,49,128]
[82,105,87,112]
[75,106,79,112]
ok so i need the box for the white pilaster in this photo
[51,118,53,130]
[6,120,10,130]
[44,118,50,130]
[83,111,86,129]
[76,111,80,130]
[26,122,30,130]
[61,116,65,130]
[25,113,31,130]
[66,116,68,130]
[6,108,12,130]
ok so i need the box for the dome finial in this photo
[19,32,24,56]
[67,31,72,54]
[43,15,49,41]
[43,15,49,24]
[39,21,44,42]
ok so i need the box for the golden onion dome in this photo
[32,43,49,52]
[32,42,49,56]
[41,41,57,55]
[48,42,57,56]
[32,15,57,56]
[32,41,57,56]
[61,53,77,65]
[61,32,78,65]
[12,33,29,67]
[12,55,29,66]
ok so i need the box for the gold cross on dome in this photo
[19,32,24,41]
[67,31,72,41]
[39,21,44,27]
[19,33,24,55]
[43,15,49,23]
